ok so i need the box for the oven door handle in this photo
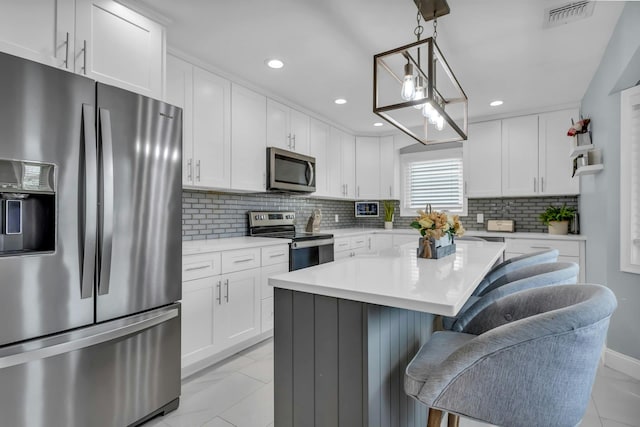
[291,238,334,250]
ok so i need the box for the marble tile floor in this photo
[144,338,640,427]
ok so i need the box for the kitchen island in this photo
[269,240,505,427]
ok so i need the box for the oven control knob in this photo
[254,215,260,220]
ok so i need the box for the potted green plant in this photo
[382,200,395,229]
[539,204,575,235]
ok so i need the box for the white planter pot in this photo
[384,221,393,230]
[548,221,569,235]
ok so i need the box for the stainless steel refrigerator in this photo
[0,51,182,426]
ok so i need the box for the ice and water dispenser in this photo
[0,159,55,255]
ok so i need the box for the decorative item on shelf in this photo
[539,204,575,235]
[373,0,468,145]
[411,204,465,259]
[383,200,395,229]
[305,209,322,233]
[569,116,604,177]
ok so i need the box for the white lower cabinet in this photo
[181,244,288,371]
[504,238,585,282]
[213,269,260,350]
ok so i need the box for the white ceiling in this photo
[135,0,624,135]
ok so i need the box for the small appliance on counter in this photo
[249,211,334,271]
[486,219,515,232]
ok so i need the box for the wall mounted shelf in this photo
[569,143,594,158]
[574,164,604,177]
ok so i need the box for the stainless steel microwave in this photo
[267,147,316,193]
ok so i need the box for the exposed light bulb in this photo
[435,114,445,131]
[422,102,435,119]
[429,111,439,125]
[400,63,415,101]
[413,78,425,109]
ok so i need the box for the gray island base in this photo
[270,241,506,427]
[274,288,434,427]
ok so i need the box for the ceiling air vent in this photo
[543,1,595,28]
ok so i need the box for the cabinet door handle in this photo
[389,186,392,197]
[196,160,201,182]
[292,134,296,150]
[81,39,87,75]
[357,186,360,198]
[63,32,70,69]
[541,177,545,193]
[224,279,229,303]
[185,264,209,272]
[533,177,537,192]
[216,281,222,305]
[187,159,192,181]
[464,181,468,195]
[287,133,292,149]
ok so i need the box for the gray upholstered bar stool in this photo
[442,261,579,330]
[405,284,617,427]
[472,248,559,296]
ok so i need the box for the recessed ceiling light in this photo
[265,59,284,69]
[334,98,347,105]
[490,100,504,107]
[373,122,384,127]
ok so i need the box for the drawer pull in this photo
[530,246,552,250]
[233,258,254,263]
[269,253,285,258]
[185,264,210,272]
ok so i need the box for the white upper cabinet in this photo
[0,0,164,99]
[231,84,267,192]
[502,109,579,197]
[538,109,580,195]
[165,55,194,187]
[464,121,502,198]
[266,99,310,154]
[166,56,231,190]
[355,137,381,200]
[75,0,164,98]
[309,118,330,197]
[342,132,357,199]
[325,127,356,199]
[191,67,231,189]
[380,136,396,199]
[501,115,540,196]
[0,0,74,69]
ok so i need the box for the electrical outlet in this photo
[477,213,484,224]
[335,214,339,222]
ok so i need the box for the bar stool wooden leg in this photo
[448,413,460,427]
[427,408,443,427]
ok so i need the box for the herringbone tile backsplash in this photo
[182,190,579,240]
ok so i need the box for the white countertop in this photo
[324,227,586,241]
[183,236,291,255]
[269,240,505,316]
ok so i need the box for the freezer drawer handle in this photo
[98,108,115,296]
[0,308,178,370]
[81,104,97,299]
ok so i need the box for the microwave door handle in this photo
[81,104,97,299]
[307,161,314,186]
[98,108,114,296]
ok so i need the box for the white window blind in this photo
[620,85,640,274]
[400,148,465,216]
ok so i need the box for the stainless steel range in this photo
[248,211,334,271]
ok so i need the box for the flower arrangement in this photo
[567,118,590,137]
[410,209,465,241]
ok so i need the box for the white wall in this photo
[580,2,640,360]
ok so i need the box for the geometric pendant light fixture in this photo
[373,0,468,144]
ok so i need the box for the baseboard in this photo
[181,330,273,380]
[604,347,640,381]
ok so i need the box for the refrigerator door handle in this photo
[81,104,97,299]
[98,108,115,296]
[0,307,179,370]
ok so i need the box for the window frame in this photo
[399,147,467,218]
